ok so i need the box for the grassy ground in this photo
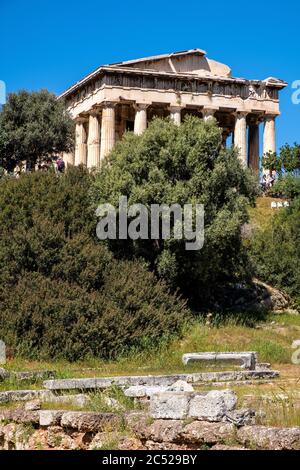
[2,313,300,380]
[1,197,300,432]
[248,196,287,230]
[1,314,300,427]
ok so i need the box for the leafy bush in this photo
[262,144,300,176]
[90,116,258,305]
[0,167,188,360]
[267,174,300,200]
[0,90,74,171]
[0,265,188,361]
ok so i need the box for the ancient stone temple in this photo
[60,49,287,170]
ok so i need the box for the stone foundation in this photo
[0,409,299,451]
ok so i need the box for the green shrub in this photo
[90,116,258,304]
[0,168,189,360]
[0,264,188,361]
[0,90,74,171]
[267,175,300,200]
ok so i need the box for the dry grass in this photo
[2,315,300,381]
[248,196,287,231]
[1,316,300,428]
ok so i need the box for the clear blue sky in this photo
[1,0,299,148]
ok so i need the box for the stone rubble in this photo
[25,400,42,411]
[0,355,296,450]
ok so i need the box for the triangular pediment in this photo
[110,49,232,78]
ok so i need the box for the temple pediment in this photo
[111,49,232,78]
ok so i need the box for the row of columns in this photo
[75,103,117,167]
[233,112,276,168]
[75,102,277,169]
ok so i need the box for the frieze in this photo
[64,70,279,109]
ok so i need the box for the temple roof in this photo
[59,49,287,99]
[109,48,207,66]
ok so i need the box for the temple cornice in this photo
[59,66,287,102]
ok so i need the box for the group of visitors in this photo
[12,156,65,179]
[260,172,276,192]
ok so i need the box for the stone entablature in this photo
[63,68,282,117]
[59,49,287,170]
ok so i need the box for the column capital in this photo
[202,106,218,114]
[234,110,248,118]
[100,101,119,110]
[202,106,218,113]
[168,105,183,125]
[89,109,101,117]
[75,116,88,123]
[264,113,278,121]
[168,104,185,112]
[134,102,151,111]
[202,107,218,121]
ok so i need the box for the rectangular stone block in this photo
[182,352,257,370]
[43,370,279,391]
[188,390,237,422]
[61,411,121,432]
[150,392,190,420]
[0,389,53,404]
[12,370,56,382]
[39,410,64,427]
[149,390,238,422]
[48,394,90,408]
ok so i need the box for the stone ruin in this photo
[0,352,299,450]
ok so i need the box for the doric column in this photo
[100,102,116,161]
[87,112,100,168]
[134,103,149,135]
[234,112,248,165]
[263,114,276,155]
[74,119,87,166]
[63,152,75,167]
[202,107,217,121]
[168,105,183,125]
[248,118,260,171]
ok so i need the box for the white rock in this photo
[221,390,238,411]
[49,394,90,408]
[150,392,190,420]
[188,390,237,422]
[103,396,125,411]
[124,385,166,398]
[39,410,64,427]
[25,400,41,411]
[166,380,194,392]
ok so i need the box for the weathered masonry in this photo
[60,49,287,169]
